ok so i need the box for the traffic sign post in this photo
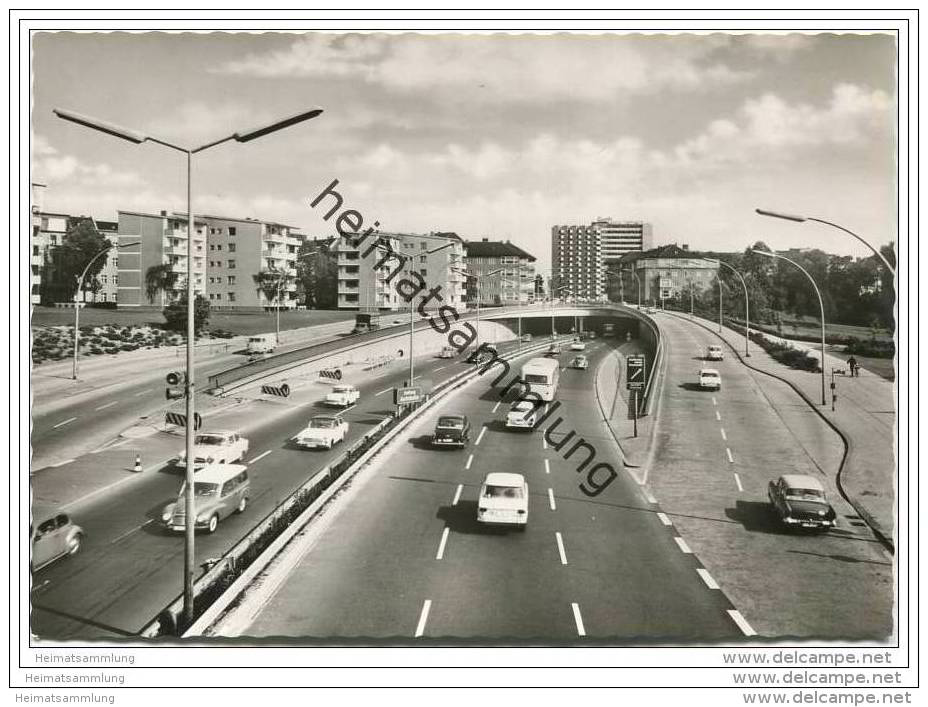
[626,355,646,438]
[393,386,423,406]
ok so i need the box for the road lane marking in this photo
[435,527,450,560]
[643,488,657,504]
[734,473,743,492]
[726,447,734,463]
[475,426,487,446]
[452,484,463,506]
[720,428,727,441]
[133,388,153,397]
[414,600,432,637]
[544,459,550,474]
[674,536,693,554]
[555,532,568,565]
[90,438,130,454]
[110,519,154,544]
[375,388,392,397]
[715,410,721,421]
[434,365,448,372]
[50,458,74,468]
[53,417,76,429]
[727,610,757,637]
[542,436,548,450]
[697,568,720,590]
[465,454,474,470]
[657,512,672,526]
[548,488,556,510]
[95,401,119,411]
[248,450,272,464]
[712,396,718,406]
[571,603,586,637]
[491,401,501,413]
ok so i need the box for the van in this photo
[31,509,84,571]
[246,334,276,354]
[162,463,250,534]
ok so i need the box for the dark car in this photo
[432,414,471,448]
[465,344,497,365]
[544,343,561,357]
[768,474,837,531]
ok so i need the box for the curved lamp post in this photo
[55,106,323,630]
[751,248,827,405]
[755,208,895,276]
[704,258,751,357]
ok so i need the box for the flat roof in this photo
[190,213,301,230]
[118,209,208,224]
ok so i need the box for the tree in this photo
[296,244,338,309]
[144,264,179,306]
[163,294,210,335]
[41,218,109,304]
[252,268,295,311]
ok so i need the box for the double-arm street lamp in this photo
[751,248,827,405]
[55,106,323,630]
[71,240,140,379]
[703,258,751,357]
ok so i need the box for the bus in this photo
[520,357,561,402]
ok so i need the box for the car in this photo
[706,345,724,361]
[31,510,83,571]
[698,368,722,390]
[571,355,588,370]
[432,414,471,448]
[521,333,533,343]
[465,344,497,365]
[438,345,457,359]
[768,474,837,531]
[570,340,586,351]
[292,415,349,449]
[545,343,561,357]
[325,384,360,407]
[477,472,529,529]
[506,399,539,430]
[162,463,250,534]
[177,430,249,470]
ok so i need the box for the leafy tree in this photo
[144,264,179,306]
[252,268,295,311]
[162,294,210,335]
[296,242,338,310]
[41,218,109,304]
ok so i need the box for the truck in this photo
[352,312,381,335]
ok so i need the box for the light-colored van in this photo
[162,463,250,534]
[246,334,277,354]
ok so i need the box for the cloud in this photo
[212,34,753,101]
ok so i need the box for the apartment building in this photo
[202,214,300,311]
[550,224,604,301]
[463,239,537,306]
[618,244,718,304]
[116,210,207,308]
[30,183,69,305]
[593,218,653,263]
[335,231,466,311]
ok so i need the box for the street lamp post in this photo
[55,106,323,631]
[704,258,751,357]
[752,248,827,405]
[756,208,895,275]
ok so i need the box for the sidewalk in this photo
[672,312,896,548]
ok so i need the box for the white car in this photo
[571,355,589,370]
[292,415,349,449]
[706,345,724,361]
[438,346,457,359]
[177,430,249,470]
[325,384,360,407]
[570,341,586,351]
[477,473,529,529]
[506,400,538,430]
[698,368,722,390]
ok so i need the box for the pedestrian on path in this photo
[847,355,859,377]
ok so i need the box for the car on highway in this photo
[31,510,83,571]
[325,384,361,407]
[506,399,539,430]
[438,345,457,359]
[432,414,471,448]
[570,340,586,351]
[768,474,837,531]
[246,334,276,354]
[465,344,497,365]
[292,415,349,450]
[571,355,589,370]
[706,344,724,361]
[177,430,249,470]
[162,463,250,534]
[698,368,722,390]
[521,333,533,343]
[477,472,529,529]
[545,343,561,357]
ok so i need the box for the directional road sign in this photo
[626,355,647,391]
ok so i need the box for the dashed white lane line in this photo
[712,396,718,406]
[734,473,744,492]
[555,532,568,565]
[414,600,432,637]
[674,536,693,554]
[697,568,720,590]
[95,401,119,411]
[133,388,153,397]
[491,401,501,413]
[643,488,658,504]
[110,519,153,544]
[475,426,487,446]
[548,488,557,511]
[465,454,474,470]
[657,512,672,526]
[452,484,463,506]
[720,428,727,441]
[727,609,757,637]
[53,417,77,429]
[726,447,734,463]
[375,388,392,397]
[50,458,75,468]
[248,450,272,464]
[542,436,548,450]
[434,365,448,372]
[435,527,450,560]
[571,603,586,637]
[544,459,550,474]
[715,410,721,422]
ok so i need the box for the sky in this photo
[31,31,897,272]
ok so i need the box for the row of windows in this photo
[209,243,236,252]
[209,260,236,269]
[209,227,237,236]
[208,292,237,302]
[208,276,237,285]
